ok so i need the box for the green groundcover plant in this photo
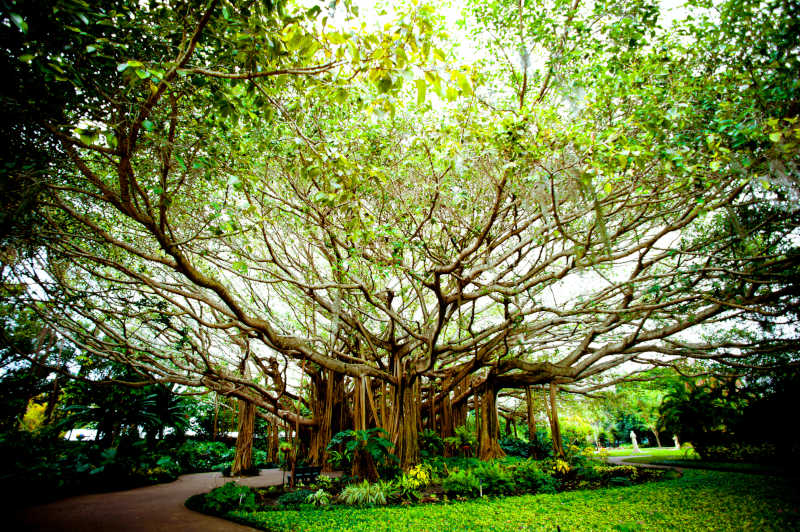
[207,470,798,531]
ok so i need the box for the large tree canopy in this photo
[2,0,798,466]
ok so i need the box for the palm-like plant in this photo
[328,428,398,481]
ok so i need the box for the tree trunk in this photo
[525,385,537,441]
[212,393,219,441]
[309,370,346,470]
[389,376,420,469]
[650,426,662,448]
[43,376,60,425]
[546,382,565,458]
[477,385,505,460]
[231,398,256,476]
[231,350,256,476]
[441,393,453,437]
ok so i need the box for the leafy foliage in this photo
[419,429,445,458]
[499,436,537,458]
[441,468,481,497]
[277,489,314,507]
[203,482,257,514]
[337,480,389,506]
[328,428,399,480]
[659,372,800,462]
[226,471,800,531]
[473,461,517,495]
[444,426,477,457]
[305,489,331,507]
[509,460,557,494]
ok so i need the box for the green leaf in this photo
[117,62,129,72]
[9,13,28,33]
[453,71,472,96]
[769,132,781,142]
[415,79,426,106]
[142,120,155,131]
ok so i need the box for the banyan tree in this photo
[4,0,798,471]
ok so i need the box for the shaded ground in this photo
[608,453,684,471]
[11,469,288,531]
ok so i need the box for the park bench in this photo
[286,465,322,485]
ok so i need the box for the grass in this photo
[602,447,697,458]
[220,470,799,531]
[622,456,787,475]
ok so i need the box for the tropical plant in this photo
[419,428,445,458]
[444,426,477,457]
[326,449,351,471]
[441,469,481,498]
[337,480,388,506]
[306,489,331,507]
[175,441,234,472]
[277,489,315,506]
[474,462,517,495]
[202,482,256,514]
[517,460,558,493]
[328,428,398,481]
[499,436,535,458]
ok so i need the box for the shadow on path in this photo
[11,469,287,531]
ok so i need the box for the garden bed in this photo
[187,470,799,531]
[186,457,676,522]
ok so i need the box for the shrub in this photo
[338,480,388,506]
[326,449,350,470]
[702,443,777,462]
[175,441,234,472]
[306,489,332,507]
[309,475,337,492]
[474,462,517,495]
[328,428,399,481]
[499,436,534,458]
[419,429,445,458]
[277,489,315,506]
[388,463,433,502]
[203,482,256,514]
[510,460,554,493]
[444,425,477,457]
[441,469,480,497]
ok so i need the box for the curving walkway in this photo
[11,469,288,531]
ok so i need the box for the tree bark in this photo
[477,385,505,460]
[389,376,420,469]
[309,369,346,470]
[525,385,537,441]
[440,378,454,440]
[43,376,61,425]
[547,382,565,458]
[231,353,256,476]
[231,398,256,475]
[650,427,662,448]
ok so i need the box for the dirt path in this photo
[11,469,288,531]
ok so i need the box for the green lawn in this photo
[622,456,786,475]
[602,447,697,458]
[224,470,799,531]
